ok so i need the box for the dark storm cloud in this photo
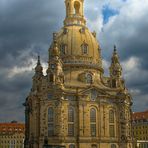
[0,0,148,122]
[119,24,148,63]
[0,0,65,65]
[0,70,33,122]
[98,0,148,112]
[0,0,65,122]
[100,3,148,63]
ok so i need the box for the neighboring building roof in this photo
[0,122,25,134]
[132,110,148,120]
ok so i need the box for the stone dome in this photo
[55,25,102,70]
[48,0,103,72]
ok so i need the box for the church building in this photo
[24,0,134,148]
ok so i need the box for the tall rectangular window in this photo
[48,108,54,136]
[91,124,96,137]
[68,108,74,122]
[68,124,74,136]
[68,107,75,136]
[48,123,54,136]
[109,125,115,137]
[90,108,97,137]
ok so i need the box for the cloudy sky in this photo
[0,0,148,122]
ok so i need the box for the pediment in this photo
[79,86,110,97]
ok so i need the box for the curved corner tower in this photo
[24,0,134,148]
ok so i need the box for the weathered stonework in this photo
[24,0,134,148]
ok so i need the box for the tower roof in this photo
[132,110,148,120]
[0,122,25,134]
[111,45,120,64]
[109,46,122,77]
[35,55,43,74]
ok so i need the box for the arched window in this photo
[48,107,54,136]
[90,108,96,122]
[69,144,75,148]
[68,107,75,136]
[111,144,116,148]
[81,43,88,54]
[109,110,115,137]
[86,73,92,84]
[60,44,67,55]
[80,27,85,33]
[90,108,97,137]
[63,28,68,34]
[74,1,80,15]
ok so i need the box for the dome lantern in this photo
[64,0,86,26]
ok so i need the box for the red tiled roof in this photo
[0,122,25,134]
[132,110,148,120]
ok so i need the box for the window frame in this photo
[109,125,115,138]
[68,107,75,136]
[81,43,88,55]
[109,110,115,123]
[86,73,93,84]
[90,108,97,137]
[68,107,74,122]
[60,44,67,55]
[90,108,96,122]
[109,109,116,138]
[48,107,54,136]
